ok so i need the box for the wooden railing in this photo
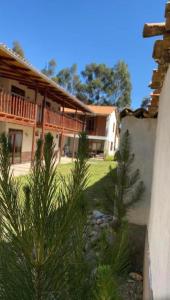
[44,108,83,132]
[0,90,84,132]
[0,91,36,122]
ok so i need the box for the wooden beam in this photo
[165,2,170,18]
[143,23,166,38]
[153,39,170,63]
[31,87,38,162]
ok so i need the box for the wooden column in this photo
[72,109,77,161]
[83,113,87,132]
[59,106,65,161]
[31,87,38,162]
[41,90,47,142]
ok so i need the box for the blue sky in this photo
[0,0,166,108]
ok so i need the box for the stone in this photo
[96,218,103,225]
[129,272,143,281]
[93,210,104,219]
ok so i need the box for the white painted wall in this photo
[121,116,157,225]
[104,110,118,156]
[145,66,170,299]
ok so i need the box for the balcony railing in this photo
[0,90,36,123]
[39,107,84,132]
[0,90,84,132]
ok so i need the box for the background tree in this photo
[53,64,80,95]
[53,61,132,107]
[12,41,25,58]
[141,96,150,109]
[41,58,57,77]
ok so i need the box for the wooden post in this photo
[41,90,47,142]
[72,109,77,161]
[83,113,87,131]
[59,105,65,161]
[31,87,38,162]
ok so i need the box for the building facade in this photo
[0,44,92,164]
[64,105,119,158]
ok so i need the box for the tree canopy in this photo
[13,40,132,108]
[41,59,57,77]
[52,61,132,108]
[12,41,25,58]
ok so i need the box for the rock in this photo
[93,210,104,219]
[96,219,103,225]
[129,272,143,282]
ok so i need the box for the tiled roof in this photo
[65,105,116,116]
[87,105,116,115]
[120,108,158,119]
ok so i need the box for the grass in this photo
[18,159,116,212]
[58,159,116,211]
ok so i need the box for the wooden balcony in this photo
[0,90,36,126]
[38,107,84,133]
[0,91,84,133]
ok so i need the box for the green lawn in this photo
[58,159,116,211]
[18,159,116,211]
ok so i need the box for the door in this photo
[8,129,23,164]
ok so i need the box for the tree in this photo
[41,59,57,77]
[75,61,131,107]
[141,96,150,109]
[12,41,25,58]
[54,64,80,95]
[112,61,131,108]
[104,130,144,225]
[55,61,132,107]
[0,132,92,299]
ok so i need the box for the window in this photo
[86,117,95,131]
[11,85,25,97]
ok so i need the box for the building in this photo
[65,105,119,158]
[120,108,157,226]
[0,44,92,164]
[142,2,170,299]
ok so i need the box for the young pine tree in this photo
[0,132,91,300]
[104,130,144,226]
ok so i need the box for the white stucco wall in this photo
[104,110,118,156]
[146,66,170,299]
[121,116,157,225]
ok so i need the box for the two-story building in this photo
[0,44,92,164]
[65,105,119,158]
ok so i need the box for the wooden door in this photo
[8,129,23,164]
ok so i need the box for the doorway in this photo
[8,129,23,164]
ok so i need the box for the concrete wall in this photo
[144,66,170,299]
[121,116,157,225]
